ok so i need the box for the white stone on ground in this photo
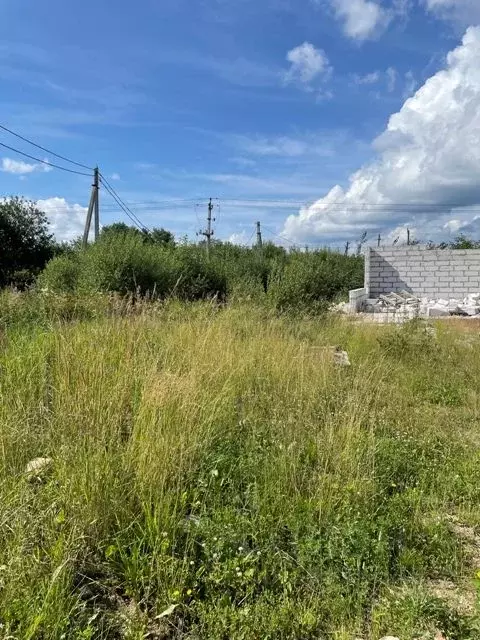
[25,457,53,481]
[333,348,351,366]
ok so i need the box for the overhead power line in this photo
[0,123,93,171]
[99,173,148,229]
[0,141,91,176]
[99,174,148,231]
[97,198,480,212]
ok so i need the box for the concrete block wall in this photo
[366,246,480,298]
[349,288,367,313]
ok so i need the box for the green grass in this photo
[1,297,480,638]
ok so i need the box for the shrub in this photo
[35,239,363,309]
[268,251,363,311]
[78,234,177,297]
[38,254,82,293]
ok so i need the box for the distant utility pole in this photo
[344,241,350,256]
[356,231,367,256]
[256,221,263,248]
[407,228,411,246]
[82,166,100,248]
[199,198,215,256]
[377,234,381,248]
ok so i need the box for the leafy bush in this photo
[38,254,82,293]
[37,237,363,309]
[268,250,364,311]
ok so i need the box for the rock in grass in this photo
[25,457,53,482]
[333,347,351,367]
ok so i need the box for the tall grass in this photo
[0,300,480,638]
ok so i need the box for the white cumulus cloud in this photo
[282,27,480,243]
[38,197,88,242]
[1,157,52,175]
[331,0,390,41]
[228,230,252,245]
[284,42,331,87]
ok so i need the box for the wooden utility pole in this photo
[82,167,99,248]
[407,228,411,245]
[377,234,381,248]
[256,221,263,248]
[344,241,350,256]
[199,198,215,256]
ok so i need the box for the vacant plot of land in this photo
[1,302,480,639]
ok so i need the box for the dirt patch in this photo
[427,579,477,617]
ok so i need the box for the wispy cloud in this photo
[233,131,349,158]
[330,0,391,41]
[424,0,480,27]
[353,71,381,85]
[283,42,331,89]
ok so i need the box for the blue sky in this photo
[1,0,480,245]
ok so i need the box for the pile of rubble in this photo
[365,291,480,318]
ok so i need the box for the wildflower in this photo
[238,546,244,552]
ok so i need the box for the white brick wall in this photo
[366,246,480,298]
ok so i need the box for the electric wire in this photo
[0,123,93,170]
[0,141,92,176]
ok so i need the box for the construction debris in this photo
[361,291,480,320]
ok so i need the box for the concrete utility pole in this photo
[83,166,100,248]
[256,221,263,248]
[94,167,100,241]
[199,198,215,256]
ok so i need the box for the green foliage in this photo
[39,237,362,309]
[38,253,82,294]
[101,222,175,247]
[377,319,437,360]
[268,250,364,311]
[40,234,228,301]
[0,196,55,287]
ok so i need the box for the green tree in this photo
[100,222,143,239]
[0,197,55,287]
[450,234,480,249]
[147,227,175,246]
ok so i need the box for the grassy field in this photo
[1,299,480,639]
